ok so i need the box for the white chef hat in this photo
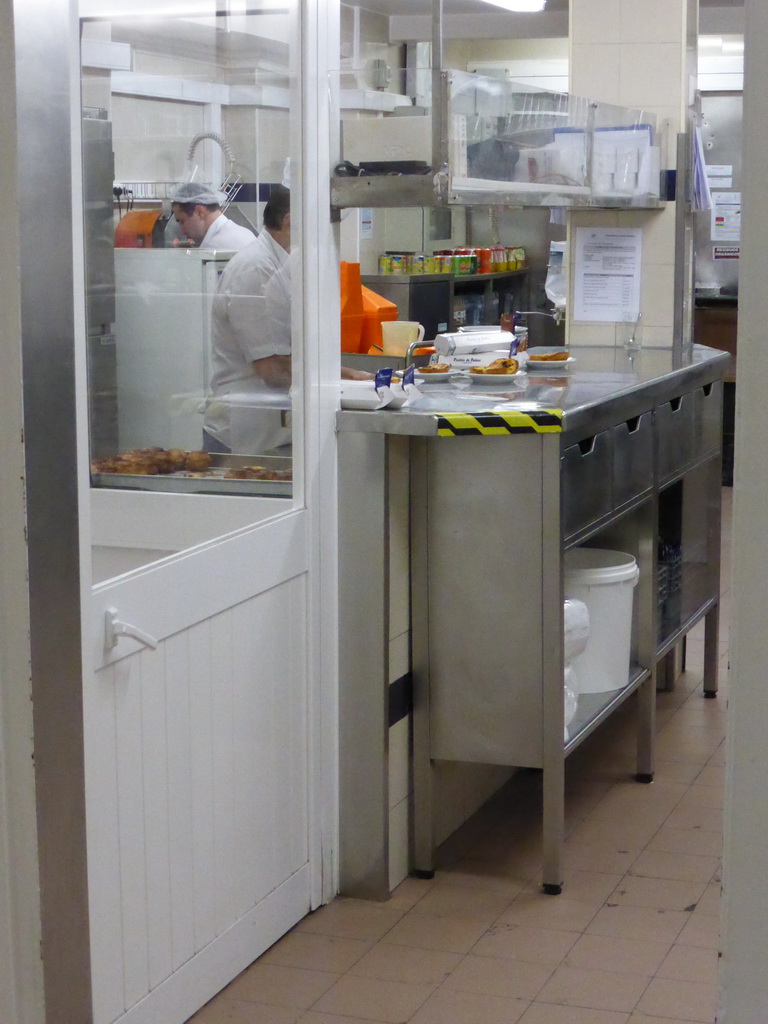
[170,181,227,206]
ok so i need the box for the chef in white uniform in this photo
[170,182,255,251]
[203,185,292,453]
[204,185,371,454]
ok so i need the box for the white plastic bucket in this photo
[563,549,639,694]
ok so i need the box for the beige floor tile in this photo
[565,933,671,976]
[381,909,490,954]
[347,943,462,985]
[260,932,372,973]
[436,861,530,896]
[519,1001,631,1023]
[565,818,659,851]
[587,782,688,826]
[310,976,435,1024]
[563,842,638,876]
[662,805,724,833]
[628,1015,704,1024]
[471,923,580,965]
[384,876,436,913]
[651,761,705,786]
[408,986,530,1024]
[608,875,707,912]
[628,849,720,884]
[693,883,721,915]
[656,944,718,984]
[497,893,602,933]
[441,953,554,1001]
[536,964,651,1013]
[586,905,689,944]
[634,976,717,1022]
[300,1014,391,1024]
[295,900,403,942]
[694,764,725,787]
[222,964,340,1010]
[675,913,720,950]
[408,881,514,923]
[188,1000,301,1023]
[646,827,722,858]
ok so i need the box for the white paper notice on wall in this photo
[711,192,741,243]
[573,227,642,323]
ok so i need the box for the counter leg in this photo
[703,602,720,698]
[542,760,564,894]
[636,668,657,782]
[410,439,435,877]
[542,434,564,895]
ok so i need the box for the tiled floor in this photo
[189,490,731,1024]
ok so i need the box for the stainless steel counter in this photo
[337,342,728,900]
[337,344,729,439]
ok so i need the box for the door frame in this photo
[6,0,344,1019]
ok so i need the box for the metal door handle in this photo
[105,608,158,651]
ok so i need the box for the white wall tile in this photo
[571,0,621,45]
[570,45,622,102]
[620,0,685,44]
[619,44,684,111]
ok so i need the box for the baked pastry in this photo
[418,363,452,374]
[470,357,519,375]
[184,450,212,472]
[530,350,568,361]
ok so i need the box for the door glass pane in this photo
[80,0,301,582]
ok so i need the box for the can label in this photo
[505,246,517,270]
[513,246,526,268]
[440,254,453,273]
[390,254,406,275]
[378,255,392,275]
[423,254,436,274]
[492,247,507,272]
[454,254,472,275]
[409,254,425,275]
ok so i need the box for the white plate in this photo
[415,371,454,383]
[460,369,525,385]
[526,356,575,371]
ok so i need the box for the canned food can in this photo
[505,246,517,270]
[439,254,453,273]
[455,254,472,275]
[513,246,526,268]
[409,253,425,275]
[478,247,493,273]
[390,254,406,275]
[378,255,392,275]
[423,254,436,274]
[492,247,507,272]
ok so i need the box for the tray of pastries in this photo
[91,448,293,496]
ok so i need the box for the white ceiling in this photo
[351,0,741,16]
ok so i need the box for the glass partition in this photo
[81,0,300,504]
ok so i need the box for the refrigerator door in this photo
[694,92,742,298]
[114,249,232,451]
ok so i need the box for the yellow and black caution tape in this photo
[436,409,562,436]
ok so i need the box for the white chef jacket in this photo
[204,229,292,453]
[200,214,256,252]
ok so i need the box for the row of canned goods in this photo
[378,245,526,276]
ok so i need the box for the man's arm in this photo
[252,354,291,388]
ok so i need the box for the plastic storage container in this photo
[563,548,639,694]
[360,285,399,353]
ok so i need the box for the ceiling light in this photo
[698,36,724,49]
[722,40,745,54]
[478,0,547,12]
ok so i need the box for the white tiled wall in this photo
[568,0,695,348]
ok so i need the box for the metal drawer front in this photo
[613,412,654,507]
[657,391,695,482]
[695,380,723,457]
[561,429,613,537]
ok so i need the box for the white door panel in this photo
[86,567,310,1024]
[92,509,308,667]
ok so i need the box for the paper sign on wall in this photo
[711,192,741,243]
[573,226,643,322]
